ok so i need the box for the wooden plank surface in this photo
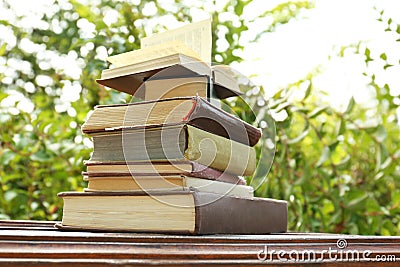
[0,220,399,266]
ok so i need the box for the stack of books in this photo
[57,20,287,234]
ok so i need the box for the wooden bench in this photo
[0,220,399,266]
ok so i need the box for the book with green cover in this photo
[89,124,256,177]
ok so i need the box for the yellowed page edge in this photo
[141,18,212,64]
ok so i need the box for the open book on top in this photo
[97,52,242,100]
[97,19,242,100]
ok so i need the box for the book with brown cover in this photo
[56,190,287,234]
[82,96,261,147]
[83,160,247,185]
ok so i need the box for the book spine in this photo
[193,192,288,234]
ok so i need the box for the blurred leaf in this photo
[309,106,328,119]
[384,64,393,70]
[0,43,7,56]
[346,191,369,210]
[328,140,339,152]
[4,191,18,202]
[316,146,330,167]
[1,150,16,165]
[365,47,372,62]
[304,81,312,100]
[345,97,355,114]
[234,0,246,16]
[336,119,346,136]
[287,128,309,144]
[373,125,387,143]
[335,155,351,170]
[30,150,52,163]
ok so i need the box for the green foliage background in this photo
[1,0,399,235]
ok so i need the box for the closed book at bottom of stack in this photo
[57,190,287,234]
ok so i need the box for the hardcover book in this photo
[97,55,241,100]
[84,160,246,185]
[89,124,256,176]
[81,96,261,147]
[83,175,254,198]
[57,190,288,234]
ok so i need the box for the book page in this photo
[141,18,212,64]
[106,40,200,67]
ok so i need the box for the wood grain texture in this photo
[0,220,399,266]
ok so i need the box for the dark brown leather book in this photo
[82,96,261,147]
[83,160,247,185]
[57,190,287,234]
